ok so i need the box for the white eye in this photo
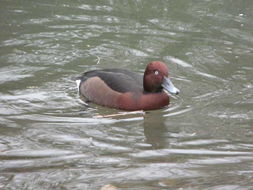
[154,70,159,75]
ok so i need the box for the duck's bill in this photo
[162,77,180,95]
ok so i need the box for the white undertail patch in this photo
[76,79,81,93]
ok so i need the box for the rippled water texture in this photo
[1,0,253,189]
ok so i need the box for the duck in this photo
[76,61,179,111]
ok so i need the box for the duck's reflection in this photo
[143,111,169,149]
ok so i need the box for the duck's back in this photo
[78,69,143,93]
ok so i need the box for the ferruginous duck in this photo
[76,61,180,111]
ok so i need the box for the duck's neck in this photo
[139,92,170,110]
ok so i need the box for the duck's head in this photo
[143,61,180,95]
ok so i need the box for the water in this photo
[0,0,253,189]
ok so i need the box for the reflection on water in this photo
[1,0,253,189]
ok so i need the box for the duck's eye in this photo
[154,70,159,75]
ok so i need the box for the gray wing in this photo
[78,69,143,93]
